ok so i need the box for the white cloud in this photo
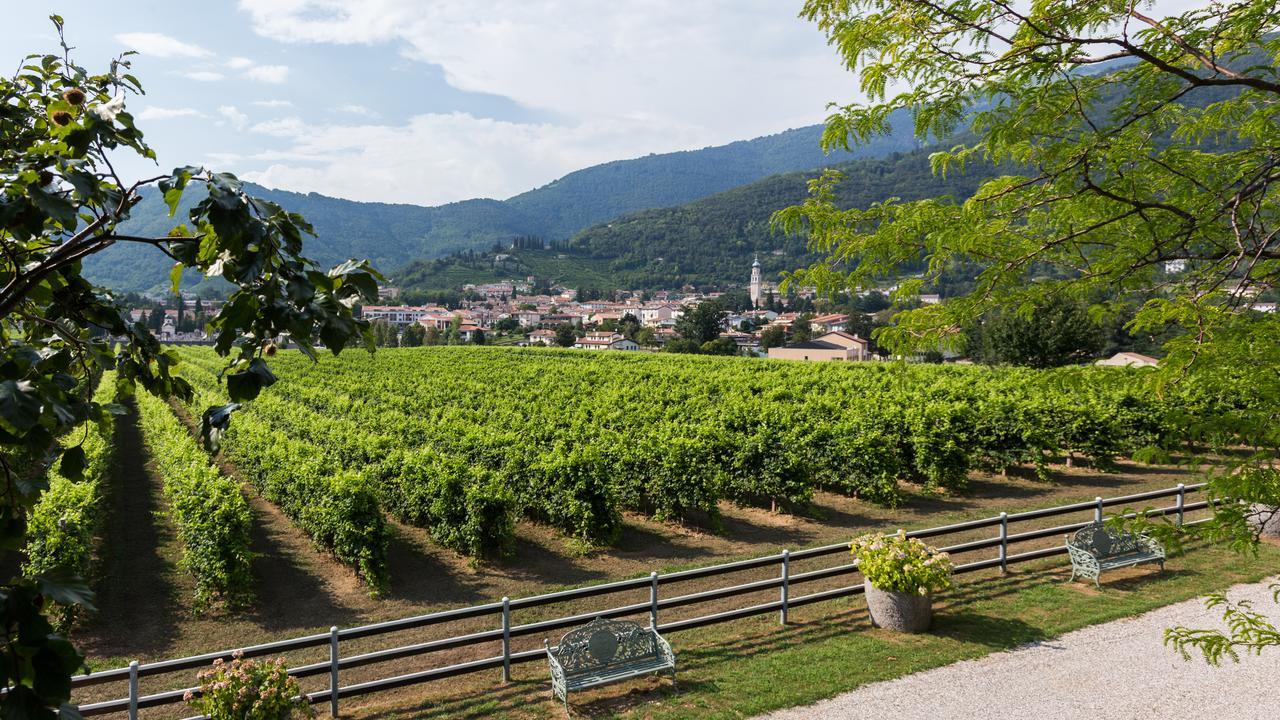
[184,70,226,82]
[239,111,706,205]
[250,116,309,137]
[116,32,212,59]
[252,99,294,108]
[237,1,847,142]
[226,56,255,69]
[218,105,250,130]
[136,106,205,121]
[225,2,868,204]
[244,64,291,83]
[336,104,378,117]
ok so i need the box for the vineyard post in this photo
[1094,497,1103,523]
[649,572,659,629]
[998,512,1008,573]
[127,660,138,720]
[501,597,512,682]
[780,550,790,626]
[1176,484,1186,526]
[329,626,340,717]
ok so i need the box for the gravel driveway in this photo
[761,577,1280,720]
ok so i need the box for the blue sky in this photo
[4,2,854,205]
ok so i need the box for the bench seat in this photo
[1066,521,1165,588]
[546,616,675,714]
[562,656,673,692]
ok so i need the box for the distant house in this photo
[575,332,639,351]
[1095,352,1159,368]
[810,313,850,333]
[526,328,558,345]
[514,311,542,327]
[768,331,869,362]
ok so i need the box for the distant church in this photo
[749,255,762,308]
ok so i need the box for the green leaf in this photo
[169,262,183,295]
[35,569,95,612]
[0,380,43,435]
[58,446,85,480]
[29,187,77,227]
[225,359,276,402]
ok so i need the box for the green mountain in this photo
[394,147,1001,292]
[84,116,921,294]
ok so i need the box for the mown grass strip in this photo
[352,541,1280,719]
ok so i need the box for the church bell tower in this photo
[749,255,762,308]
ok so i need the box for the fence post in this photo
[780,550,790,626]
[127,660,138,720]
[501,597,512,682]
[329,626,339,718]
[649,572,659,629]
[998,512,1009,573]
[1094,496,1104,523]
[1176,483,1186,526]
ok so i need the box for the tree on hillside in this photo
[675,300,727,344]
[781,0,1280,663]
[424,326,442,346]
[371,319,399,348]
[760,325,788,349]
[976,302,1105,368]
[618,312,641,341]
[0,19,379,715]
[554,323,578,347]
[790,315,813,343]
[401,323,426,347]
[493,316,520,335]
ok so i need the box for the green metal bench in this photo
[544,616,675,713]
[1066,521,1165,588]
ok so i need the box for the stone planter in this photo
[864,581,932,632]
[1249,504,1280,538]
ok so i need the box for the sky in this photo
[4,1,854,206]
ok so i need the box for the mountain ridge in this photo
[83,115,920,293]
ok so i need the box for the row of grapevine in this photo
[176,358,392,591]
[23,373,118,629]
[172,347,1186,563]
[134,389,255,613]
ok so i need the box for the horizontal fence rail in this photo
[71,482,1211,719]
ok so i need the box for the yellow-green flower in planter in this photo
[851,530,953,595]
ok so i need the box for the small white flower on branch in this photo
[90,92,126,122]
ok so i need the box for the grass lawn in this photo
[351,541,1280,719]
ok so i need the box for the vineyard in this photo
[158,346,1202,597]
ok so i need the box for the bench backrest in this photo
[1069,522,1141,558]
[552,617,660,676]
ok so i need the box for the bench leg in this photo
[1093,574,1101,590]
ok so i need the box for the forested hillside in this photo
[84,116,919,293]
[394,147,1002,291]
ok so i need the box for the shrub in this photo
[23,372,118,628]
[223,418,389,592]
[851,530,953,595]
[186,651,312,720]
[379,450,516,557]
[136,391,254,613]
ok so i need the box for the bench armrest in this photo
[545,640,566,682]
[1136,532,1165,558]
[653,631,676,668]
[1066,539,1100,569]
